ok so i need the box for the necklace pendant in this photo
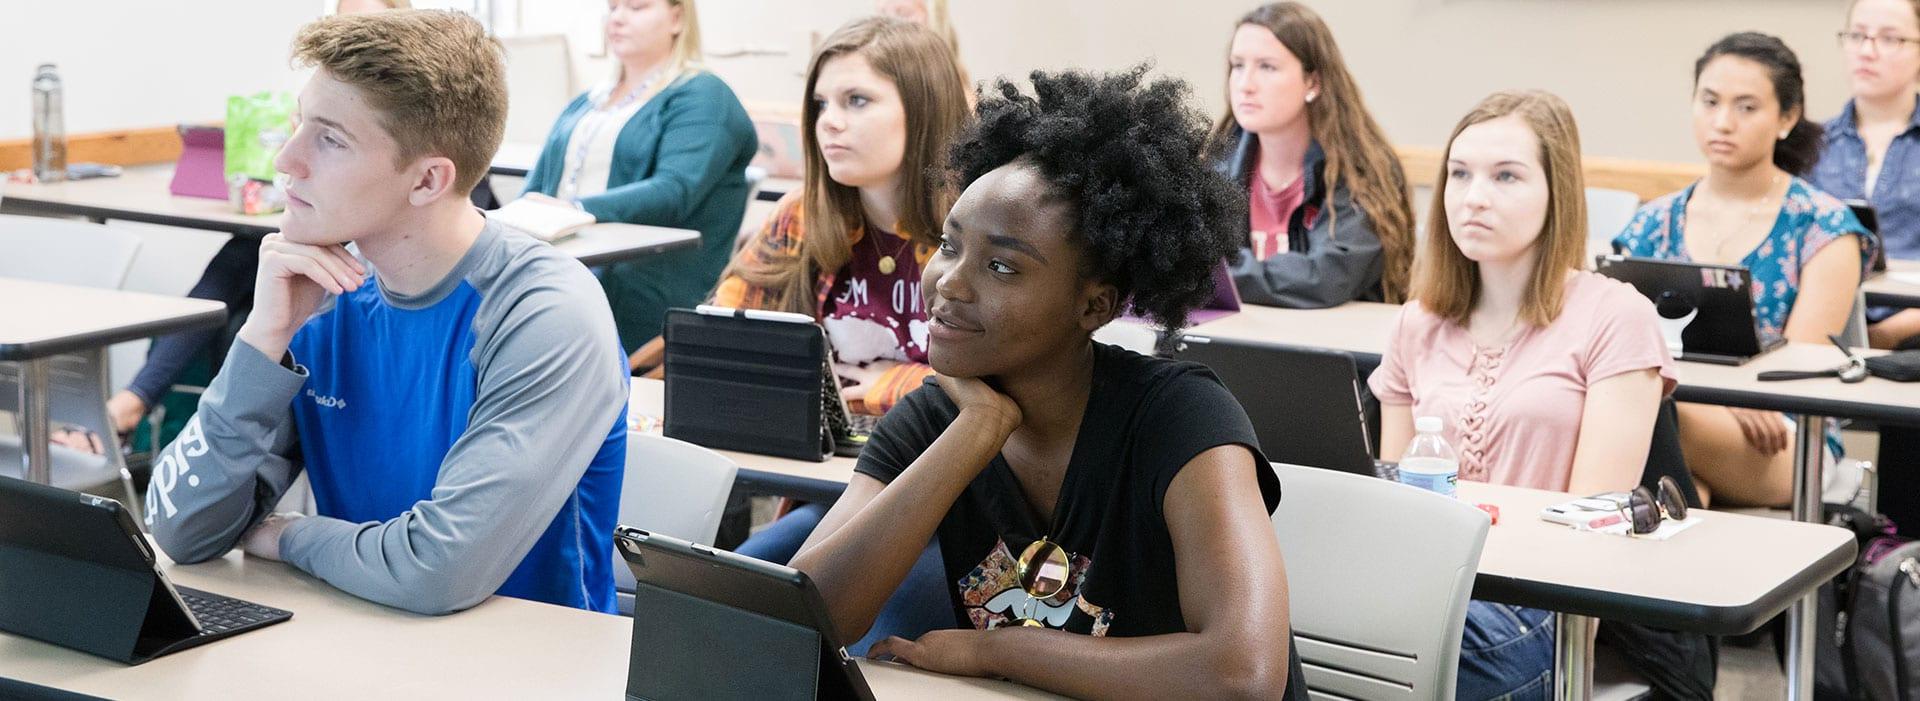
[879,255,896,275]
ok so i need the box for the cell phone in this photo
[1539,493,1630,529]
[66,162,122,180]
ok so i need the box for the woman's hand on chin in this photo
[936,374,1022,437]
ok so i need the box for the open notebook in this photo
[487,198,594,243]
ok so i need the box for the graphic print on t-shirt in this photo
[823,229,929,364]
[957,538,1113,636]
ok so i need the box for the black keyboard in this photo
[175,586,293,636]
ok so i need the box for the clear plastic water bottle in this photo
[31,63,66,183]
[1398,416,1459,498]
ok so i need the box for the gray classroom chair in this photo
[1270,462,1489,701]
[613,432,739,616]
[0,351,142,513]
[0,215,145,511]
[0,213,143,288]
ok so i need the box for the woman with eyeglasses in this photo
[788,67,1305,699]
[1614,33,1877,508]
[1815,0,1920,350]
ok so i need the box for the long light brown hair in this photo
[725,16,968,314]
[1209,2,1414,303]
[1413,90,1588,327]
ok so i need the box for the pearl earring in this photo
[1778,130,1791,140]
[1305,92,1318,103]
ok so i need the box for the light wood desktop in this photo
[0,544,1062,700]
[2,278,227,485]
[1,164,702,268]
[1463,481,1850,631]
[1864,258,1920,309]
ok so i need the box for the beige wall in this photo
[682,0,1859,166]
[5,0,1865,169]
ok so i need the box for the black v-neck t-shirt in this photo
[857,343,1304,696]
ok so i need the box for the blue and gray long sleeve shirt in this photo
[147,219,629,615]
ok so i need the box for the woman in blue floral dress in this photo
[1615,33,1876,508]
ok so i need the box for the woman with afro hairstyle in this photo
[789,66,1306,699]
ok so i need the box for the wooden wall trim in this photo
[1396,145,1705,203]
[0,126,183,172]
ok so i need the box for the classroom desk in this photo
[487,143,798,205]
[0,546,1062,700]
[1864,258,1920,309]
[1465,482,1853,699]
[1,279,226,484]
[621,379,1854,700]
[758,176,800,203]
[0,164,701,267]
[628,378,855,502]
[486,140,542,177]
[4,165,283,237]
[1182,301,1920,699]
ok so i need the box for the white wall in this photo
[1,0,1872,165]
[531,0,1866,163]
[0,1,317,139]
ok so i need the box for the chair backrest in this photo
[613,432,739,615]
[1585,188,1641,263]
[499,34,575,146]
[0,349,127,485]
[1842,287,1869,349]
[0,214,142,289]
[1270,463,1488,700]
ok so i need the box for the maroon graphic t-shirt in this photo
[821,228,929,364]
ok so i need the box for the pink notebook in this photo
[169,125,226,200]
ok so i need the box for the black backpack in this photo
[1815,503,1920,700]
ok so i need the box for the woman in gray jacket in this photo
[1210,2,1414,307]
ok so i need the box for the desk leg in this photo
[1785,413,1826,701]
[21,358,52,484]
[1553,612,1593,701]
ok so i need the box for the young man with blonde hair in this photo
[147,10,630,615]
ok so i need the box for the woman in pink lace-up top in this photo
[1371,91,1677,493]
[1368,91,1679,699]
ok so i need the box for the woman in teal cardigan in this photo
[521,0,756,352]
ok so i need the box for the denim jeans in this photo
[1457,600,1556,701]
[734,502,954,656]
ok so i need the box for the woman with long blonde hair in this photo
[522,0,757,354]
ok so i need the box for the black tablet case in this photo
[662,308,833,462]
